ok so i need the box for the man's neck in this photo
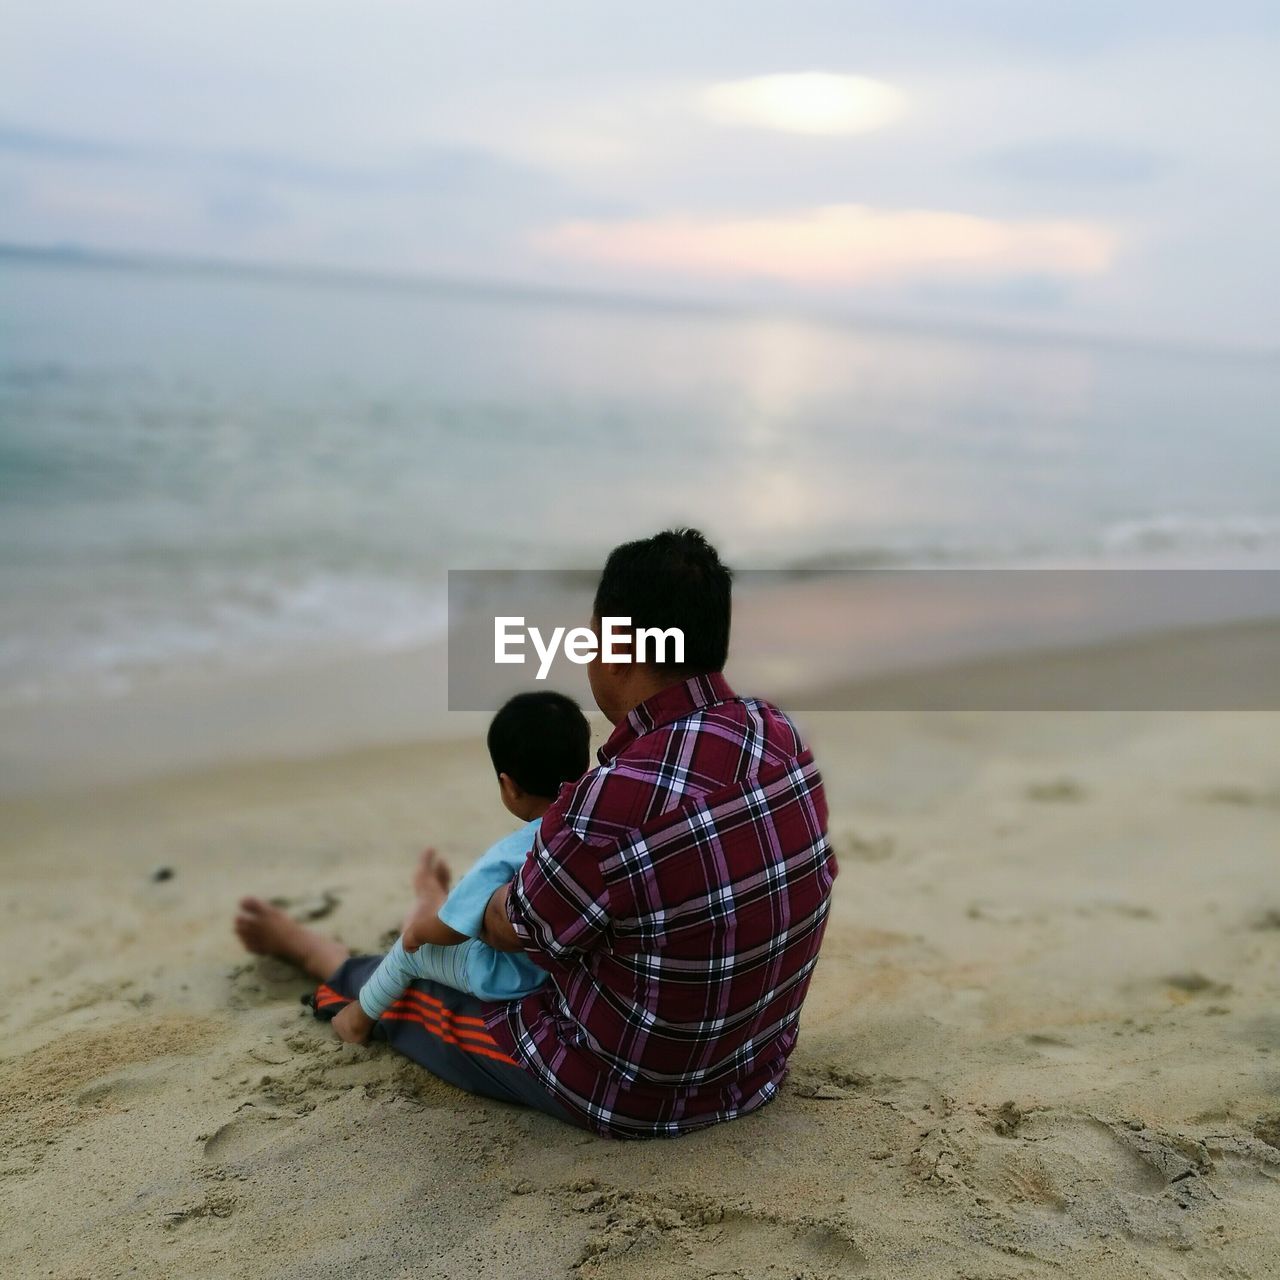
[612,670,693,726]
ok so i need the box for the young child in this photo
[330,690,590,1045]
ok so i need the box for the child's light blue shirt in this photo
[358,819,546,1015]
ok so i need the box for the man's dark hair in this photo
[487,691,591,800]
[593,528,732,674]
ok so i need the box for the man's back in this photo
[486,673,837,1137]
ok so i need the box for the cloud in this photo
[980,138,1170,186]
[701,73,905,136]
[537,205,1117,287]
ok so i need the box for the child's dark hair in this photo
[486,691,591,800]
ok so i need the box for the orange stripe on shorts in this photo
[398,986,492,1028]
[380,1009,518,1065]
[393,990,499,1040]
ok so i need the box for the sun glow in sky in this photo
[2,1,1278,344]
[540,205,1116,286]
[702,72,905,136]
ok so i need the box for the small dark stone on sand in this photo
[1026,778,1086,802]
[151,866,175,882]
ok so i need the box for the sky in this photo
[2,1,1278,347]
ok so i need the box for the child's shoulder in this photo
[476,817,542,867]
[437,818,542,938]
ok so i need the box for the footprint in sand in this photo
[1164,972,1233,1001]
[267,889,341,921]
[682,1212,865,1279]
[1077,900,1156,921]
[837,829,896,863]
[971,1110,1262,1257]
[1024,1033,1084,1062]
[202,1104,300,1163]
[1106,1120,1211,1186]
[572,1189,866,1279]
[1196,784,1280,809]
[0,1015,218,1149]
[788,1063,871,1101]
[1017,1114,1196,1197]
[1251,1115,1280,1151]
[967,900,1034,924]
[163,1187,239,1227]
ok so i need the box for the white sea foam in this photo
[0,570,450,705]
[1099,513,1280,556]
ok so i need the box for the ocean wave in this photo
[766,515,1280,574]
[0,569,450,706]
[1099,514,1280,555]
[4,514,1279,708]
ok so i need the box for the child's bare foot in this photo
[402,848,451,933]
[411,846,452,903]
[234,896,350,981]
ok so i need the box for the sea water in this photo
[2,251,1278,708]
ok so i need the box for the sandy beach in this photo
[6,5,1280,1272]
[3,624,1279,1279]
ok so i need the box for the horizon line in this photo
[2,239,1274,362]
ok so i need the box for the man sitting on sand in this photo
[235,528,837,1138]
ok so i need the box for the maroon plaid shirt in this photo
[484,672,837,1138]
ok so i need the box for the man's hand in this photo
[482,881,522,952]
[331,1002,375,1044]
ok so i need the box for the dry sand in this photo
[3,635,1280,1278]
